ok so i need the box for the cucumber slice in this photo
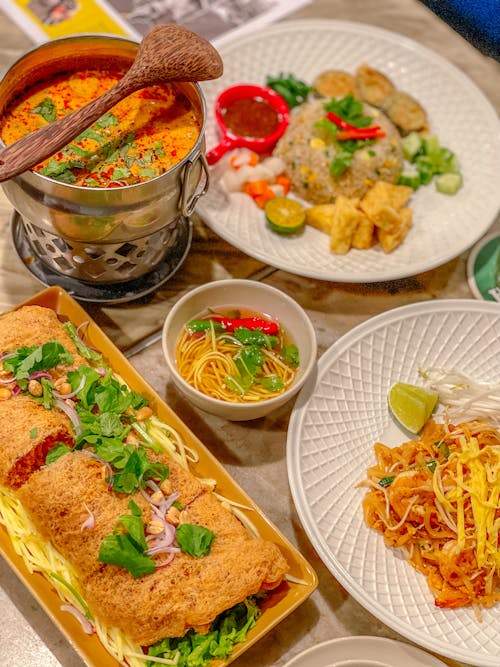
[265,197,306,235]
[401,132,422,161]
[435,172,463,195]
[398,170,421,190]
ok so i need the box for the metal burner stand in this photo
[10,211,192,304]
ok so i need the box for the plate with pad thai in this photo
[287,298,500,667]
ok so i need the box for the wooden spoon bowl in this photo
[0,24,223,183]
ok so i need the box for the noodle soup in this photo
[175,306,300,403]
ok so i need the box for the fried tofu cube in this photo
[370,204,403,233]
[329,195,364,254]
[351,215,375,249]
[360,181,413,220]
[377,207,413,253]
[305,204,336,235]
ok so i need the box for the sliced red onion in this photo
[76,321,99,352]
[0,376,15,385]
[60,605,94,634]
[53,376,85,400]
[80,449,114,491]
[54,399,81,433]
[0,352,15,361]
[12,384,21,395]
[155,552,176,568]
[28,370,52,381]
[80,503,95,531]
[146,542,180,556]
[96,367,107,377]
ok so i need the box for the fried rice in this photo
[273,98,403,204]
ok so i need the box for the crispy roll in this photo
[18,451,288,645]
[0,395,73,488]
[0,305,86,368]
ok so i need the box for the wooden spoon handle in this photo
[0,78,135,183]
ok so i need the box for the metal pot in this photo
[0,34,209,283]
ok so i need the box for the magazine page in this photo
[1,0,312,45]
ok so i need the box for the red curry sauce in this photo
[0,67,201,187]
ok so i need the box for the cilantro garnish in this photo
[3,341,73,381]
[112,166,131,180]
[31,97,56,123]
[95,112,119,128]
[63,321,103,363]
[281,344,299,368]
[323,95,372,128]
[176,523,215,558]
[98,499,156,578]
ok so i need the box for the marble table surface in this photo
[0,1,499,667]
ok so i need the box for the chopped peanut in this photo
[55,381,72,395]
[28,379,43,397]
[135,406,153,422]
[146,519,165,535]
[0,388,11,400]
[125,431,139,445]
[150,490,164,505]
[166,506,181,526]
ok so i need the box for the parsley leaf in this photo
[176,523,215,558]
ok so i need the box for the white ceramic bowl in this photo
[162,279,317,420]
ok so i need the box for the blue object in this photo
[421,0,500,60]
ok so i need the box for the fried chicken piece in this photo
[382,90,428,135]
[355,64,395,107]
[313,69,357,98]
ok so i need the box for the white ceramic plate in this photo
[287,299,500,666]
[198,19,500,283]
[283,636,447,667]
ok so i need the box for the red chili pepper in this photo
[325,111,358,131]
[211,316,279,335]
[336,128,386,140]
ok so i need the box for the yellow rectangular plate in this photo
[0,286,318,667]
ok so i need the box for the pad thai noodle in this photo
[361,418,500,614]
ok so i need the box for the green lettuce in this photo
[147,597,261,667]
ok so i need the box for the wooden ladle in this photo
[0,23,223,183]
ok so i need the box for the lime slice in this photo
[265,197,306,235]
[388,382,438,434]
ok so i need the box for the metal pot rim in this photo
[0,32,208,191]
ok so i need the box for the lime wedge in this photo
[388,382,438,434]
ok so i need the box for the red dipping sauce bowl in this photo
[206,84,290,165]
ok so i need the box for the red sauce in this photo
[221,97,279,138]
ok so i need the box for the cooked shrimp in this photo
[355,64,395,106]
[312,70,357,98]
[382,90,428,135]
